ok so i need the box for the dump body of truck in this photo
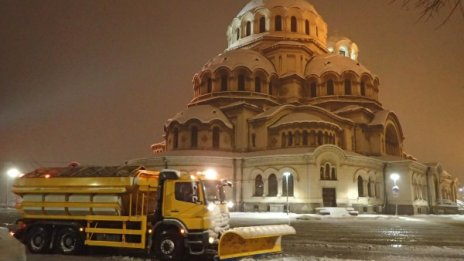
[12,165,295,260]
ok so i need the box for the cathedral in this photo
[132,0,458,214]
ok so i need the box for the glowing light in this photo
[283,171,291,177]
[204,169,218,180]
[7,168,21,178]
[44,174,51,179]
[180,229,186,235]
[208,236,215,244]
[390,173,400,182]
[148,229,153,234]
[207,202,216,211]
[79,227,84,232]
[227,201,234,209]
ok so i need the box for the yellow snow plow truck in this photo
[12,166,295,260]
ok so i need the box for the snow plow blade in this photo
[218,224,296,260]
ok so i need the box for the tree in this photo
[393,0,463,26]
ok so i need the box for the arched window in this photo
[191,126,198,148]
[360,81,366,96]
[282,173,294,196]
[302,130,308,145]
[259,16,266,33]
[305,20,310,35]
[246,21,251,36]
[221,74,228,91]
[327,79,334,95]
[238,74,245,91]
[331,168,336,180]
[212,127,220,149]
[325,163,330,179]
[317,131,323,145]
[268,174,277,196]
[320,167,324,179]
[255,77,261,92]
[291,16,297,32]
[254,175,264,196]
[269,81,273,95]
[251,133,256,147]
[358,176,364,197]
[344,79,352,95]
[173,128,179,149]
[207,78,212,93]
[236,28,240,41]
[275,16,282,31]
[288,132,293,146]
[281,133,286,147]
[310,82,317,97]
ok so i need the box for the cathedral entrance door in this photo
[322,188,337,207]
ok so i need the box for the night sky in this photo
[1,0,463,182]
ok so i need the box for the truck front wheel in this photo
[56,227,83,255]
[26,226,51,253]
[155,229,185,261]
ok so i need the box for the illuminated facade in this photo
[133,0,458,214]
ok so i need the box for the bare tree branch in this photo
[392,0,463,27]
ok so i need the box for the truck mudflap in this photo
[217,224,296,260]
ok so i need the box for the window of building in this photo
[173,128,179,149]
[321,163,337,180]
[310,82,317,97]
[236,28,240,41]
[361,81,366,96]
[291,16,297,32]
[344,79,352,95]
[259,16,266,33]
[255,77,261,92]
[305,20,310,35]
[302,130,308,145]
[368,178,373,197]
[212,127,220,149]
[358,176,364,197]
[221,75,228,91]
[251,133,256,147]
[282,173,294,196]
[327,79,334,95]
[269,81,273,95]
[268,174,277,196]
[288,132,293,146]
[207,78,212,93]
[275,16,282,31]
[254,175,264,196]
[246,21,251,36]
[281,133,286,147]
[238,74,245,91]
[191,126,198,148]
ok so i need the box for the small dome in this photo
[238,0,319,17]
[166,105,233,128]
[327,36,359,61]
[305,54,373,77]
[201,49,276,74]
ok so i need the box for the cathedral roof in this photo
[166,105,233,128]
[305,53,374,77]
[238,0,319,17]
[200,49,276,74]
[269,112,342,130]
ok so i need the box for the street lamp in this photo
[283,171,291,216]
[390,173,400,216]
[5,168,21,208]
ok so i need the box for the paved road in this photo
[1,209,464,260]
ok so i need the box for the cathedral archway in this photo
[385,124,400,156]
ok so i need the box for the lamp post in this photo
[390,173,400,216]
[283,172,290,216]
[6,168,20,208]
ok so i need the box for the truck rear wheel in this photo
[26,226,51,253]
[56,227,83,255]
[155,229,185,261]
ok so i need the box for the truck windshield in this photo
[202,180,226,203]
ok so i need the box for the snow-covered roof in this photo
[334,105,374,115]
[166,105,233,128]
[305,53,373,77]
[269,112,342,130]
[369,109,390,126]
[237,0,320,17]
[201,49,276,74]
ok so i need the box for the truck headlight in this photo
[208,236,215,244]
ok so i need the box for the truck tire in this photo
[55,227,83,255]
[26,226,51,253]
[155,229,185,261]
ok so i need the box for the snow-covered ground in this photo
[1,209,464,261]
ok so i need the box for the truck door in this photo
[162,181,205,228]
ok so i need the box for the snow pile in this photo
[457,200,464,210]
[0,227,26,261]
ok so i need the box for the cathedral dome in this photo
[305,53,373,77]
[227,0,327,51]
[200,49,276,74]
